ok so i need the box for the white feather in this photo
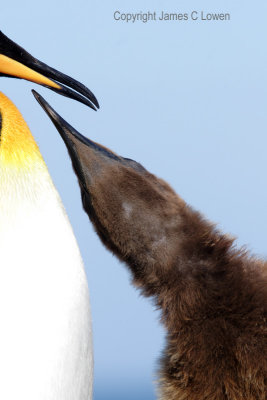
[0,161,92,400]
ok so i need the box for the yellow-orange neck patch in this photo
[0,92,44,169]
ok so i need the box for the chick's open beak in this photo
[0,31,99,111]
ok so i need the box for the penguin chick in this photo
[34,91,267,400]
[0,92,92,400]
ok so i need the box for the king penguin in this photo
[0,32,99,400]
[33,93,267,400]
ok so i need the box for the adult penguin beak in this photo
[0,31,99,111]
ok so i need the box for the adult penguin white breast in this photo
[0,31,99,400]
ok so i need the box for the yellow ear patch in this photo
[0,92,44,169]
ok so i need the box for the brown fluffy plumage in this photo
[34,92,267,400]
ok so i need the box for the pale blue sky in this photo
[1,1,267,399]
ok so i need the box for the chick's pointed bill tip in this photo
[31,89,78,142]
[32,90,121,163]
[32,90,60,122]
[32,89,96,152]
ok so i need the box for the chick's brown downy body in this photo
[34,92,267,400]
